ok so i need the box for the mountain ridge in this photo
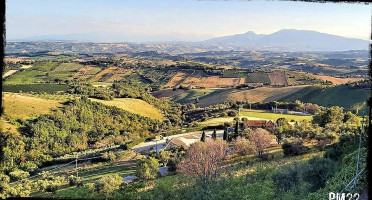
[200,29,370,51]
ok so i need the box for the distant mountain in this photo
[200,29,370,51]
[201,31,265,47]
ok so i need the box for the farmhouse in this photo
[243,120,275,130]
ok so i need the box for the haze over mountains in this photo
[200,29,370,51]
[7,30,370,53]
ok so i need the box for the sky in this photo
[6,0,371,42]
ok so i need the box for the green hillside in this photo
[279,85,370,113]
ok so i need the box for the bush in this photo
[282,139,308,156]
[94,173,123,197]
[136,157,160,180]
[233,137,252,156]
[272,163,302,192]
[19,161,38,173]
[102,151,116,162]
[68,175,83,186]
[9,170,30,181]
[301,157,336,192]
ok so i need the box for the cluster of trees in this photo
[272,106,362,149]
[69,82,182,126]
[0,96,165,174]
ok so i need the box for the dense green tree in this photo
[136,157,159,180]
[158,150,171,166]
[93,173,123,198]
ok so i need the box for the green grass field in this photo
[3,84,70,94]
[201,109,312,126]
[279,85,370,112]
[54,63,84,72]
[240,109,312,121]
[4,70,47,84]
[2,92,63,119]
[246,71,271,84]
[89,98,164,121]
[32,62,59,72]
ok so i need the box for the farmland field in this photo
[2,70,18,78]
[3,84,70,94]
[89,98,164,121]
[73,66,102,80]
[4,70,47,84]
[311,74,364,85]
[196,86,308,107]
[91,67,120,82]
[54,63,84,72]
[269,69,287,85]
[180,76,246,88]
[170,88,224,104]
[2,92,63,119]
[32,62,59,71]
[165,72,188,87]
[152,88,186,99]
[246,71,271,84]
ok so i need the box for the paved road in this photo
[132,130,224,153]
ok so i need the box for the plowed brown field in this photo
[312,75,364,85]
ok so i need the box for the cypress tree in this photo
[223,129,228,141]
[201,131,206,142]
[234,120,239,139]
[212,129,217,140]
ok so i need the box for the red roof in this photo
[244,120,275,128]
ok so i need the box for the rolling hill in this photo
[89,98,164,121]
[279,85,370,113]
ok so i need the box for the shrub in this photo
[248,128,275,156]
[136,157,160,180]
[94,173,123,197]
[68,175,82,186]
[272,163,302,192]
[233,137,252,156]
[301,157,336,192]
[282,139,308,156]
[9,169,30,181]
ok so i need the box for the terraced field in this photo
[89,98,164,121]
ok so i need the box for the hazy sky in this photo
[6,0,371,42]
